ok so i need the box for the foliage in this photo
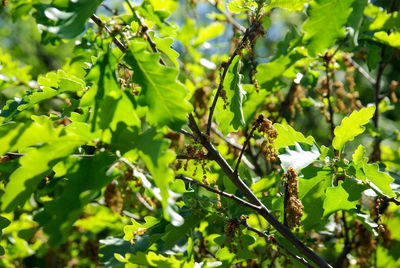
[1,0,400,267]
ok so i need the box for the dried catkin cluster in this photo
[258,117,278,163]
[353,219,377,267]
[284,168,304,230]
[223,218,243,256]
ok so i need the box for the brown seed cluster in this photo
[353,219,377,267]
[130,228,148,245]
[284,168,303,230]
[223,218,243,256]
[257,116,278,163]
[104,182,124,213]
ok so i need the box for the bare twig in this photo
[4,152,94,158]
[175,174,261,211]
[206,22,261,136]
[343,55,376,86]
[240,220,314,268]
[187,113,331,268]
[176,154,209,160]
[234,115,263,174]
[323,53,335,141]
[207,0,246,34]
[90,14,127,53]
[180,129,194,139]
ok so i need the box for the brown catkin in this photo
[284,168,304,229]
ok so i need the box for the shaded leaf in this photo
[323,178,367,217]
[303,0,355,57]
[124,41,192,130]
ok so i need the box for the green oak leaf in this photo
[33,0,102,41]
[352,145,395,197]
[135,128,182,225]
[299,166,332,230]
[274,123,315,150]
[124,41,192,130]
[124,216,160,241]
[255,50,304,91]
[364,3,400,31]
[323,178,367,217]
[265,0,310,11]
[278,142,320,172]
[373,31,400,49]
[34,154,116,246]
[332,105,375,153]
[1,140,83,212]
[0,116,63,156]
[215,56,246,134]
[303,0,355,57]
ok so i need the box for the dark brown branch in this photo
[373,46,387,130]
[187,113,331,268]
[323,53,335,141]
[381,194,400,206]
[90,14,127,53]
[5,152,93,158]
[175,174,261,211]
[180,129,194,139]
[240,220,314,268]
[176,154,209,160]
[206,22,261,136]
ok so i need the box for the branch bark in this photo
[90,14,127,53]
[187,113,331,268]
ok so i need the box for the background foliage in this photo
[1,0,400,267]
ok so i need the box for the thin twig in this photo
[175,174,261,211]
[211,125,257,171]
[234,115,263,174]
[187,113,331,268]
[5,152,94,158]
[207,0,246,34]
[176,154,209,160]
[240,220,314,268]
[206,22,260,136]
[90,14,127,53]
[180,129,194,139]
[381,194,400,206]
[323,53,335,141]
[343,55,376,86]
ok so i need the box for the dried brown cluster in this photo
[176,144,210,185]
[284,168,303,230]
[353,220,377,267]
[257,116,278,163]
[130,228,148,245]
[223,218,243,256]
[390,80,399,103]
[104,182,124,213]
[193,87,210,115]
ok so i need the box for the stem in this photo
[240,220,314,268]
[175,175,261,211]
[373,46,386,130]
[206,22,260,136]
[343,55,376,86]
[90,14,127,53]
[187,114,332,268]
[234,122,258,174]
[207,0,246,34]
[324,54,335,141]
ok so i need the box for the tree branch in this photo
[323,53,335,141]
[234,115,263,174]
[90,14,127,53]
[206,22,261,136]
[207,0,246,34]
[175,174,261,211]
[343,55,376,86]
[187,113,331,268]
[381,194,400,206]
[240,220,314,268]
